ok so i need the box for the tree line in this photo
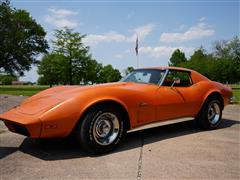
[38,28,122,86]
[0,0,239,85]
[0,0,122,86]
[169,36,240,84]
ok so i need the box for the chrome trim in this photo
[159,69,169,86]
[139,102,148,107]
[93,112,120,146]
[208,102,221,124]
[128,117,193,133]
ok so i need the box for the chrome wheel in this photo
[93,112,120,146]
[208,102,221,125]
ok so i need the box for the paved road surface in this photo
[0,95,239,179]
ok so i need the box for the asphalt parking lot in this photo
[0,95,239,180]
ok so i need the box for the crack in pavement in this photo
[137,135,144,180]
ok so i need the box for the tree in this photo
[0,0,48,76]
[213,36,240,61]
[124,66,134,76]
[38,27,123,85]
[82,59,103,84]
[179,48,212,77]
[98,65,122,83]
[38,53,68,87]
[52,27,90,85]
[178,37,240,83]
[213,37,240,83]
[0,74,17,85]
[169,49,187,66]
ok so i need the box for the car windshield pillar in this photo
[159,69,169,86]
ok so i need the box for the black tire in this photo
[75,105,126,154]
[195,98,222,130]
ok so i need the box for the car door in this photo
[156,70,199,121]
[129,70,160,123]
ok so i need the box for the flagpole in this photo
[137,53,139,68]
[135,34,139,68]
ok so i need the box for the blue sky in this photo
[12,0,239,82]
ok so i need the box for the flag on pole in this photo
[135,35,138,56]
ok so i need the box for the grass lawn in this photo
[233,89,240,104]
[0,85,50,96]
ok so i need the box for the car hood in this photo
[16,82,138,115]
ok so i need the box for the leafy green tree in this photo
[169,49,187,66]
[52,27,90,84]
[213,36,240,61]
[124,66,134,76]
[38,53,68,87]
[0,74,17,85]
[213,36,240,83]
[98,65,122,83]
[81,59,103,84]
[0,0,48,76]
[178,48,213,78]
[178,37,240,83]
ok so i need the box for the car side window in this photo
[162,70,192,87]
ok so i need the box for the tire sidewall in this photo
[78,106,125,154]
[202,99,222,129]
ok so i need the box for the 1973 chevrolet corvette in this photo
[0,67,233,154]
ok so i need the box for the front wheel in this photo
[195,98,222,130]
[75,105,126,154]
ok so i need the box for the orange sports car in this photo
[0,67,233,154]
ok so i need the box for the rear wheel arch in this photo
[203,91,224,110]
[195,91,223,129]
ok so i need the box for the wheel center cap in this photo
[96,120,111,137]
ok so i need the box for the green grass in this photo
[229,84,240,104]
[229,84,240,89]
[232,89,240,104]
[0,85,50,96]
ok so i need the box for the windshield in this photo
[121,69,166,85]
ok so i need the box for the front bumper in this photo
[0,108,42,138]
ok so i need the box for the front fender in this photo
[39,98,81,138]
[39,95,131,138]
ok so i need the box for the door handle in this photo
[139,102,148,107]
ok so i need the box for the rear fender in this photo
[198,89,223,115]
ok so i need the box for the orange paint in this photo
[0,67,233,138]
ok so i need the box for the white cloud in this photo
[44,7,78,28]
[83,24,156,46]
[44,15,78,29]
[48,8,78,17]
[139,46,195,58]
[199,17,206,21]
[160,22,214,42]
[128,24,156,42]
[83,31,127,46]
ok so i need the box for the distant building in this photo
[11,81,29,85]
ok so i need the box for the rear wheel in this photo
[195,98,222,130]
[75,105,126,154]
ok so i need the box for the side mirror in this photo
[171,77,180,88]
